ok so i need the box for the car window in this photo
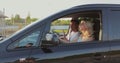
[8,29,41,49]
[42,10,102,45]
[50,18,70,36]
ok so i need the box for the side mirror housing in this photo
[41,33,59,47]
[45,33,53,41]
[0,36,4,41]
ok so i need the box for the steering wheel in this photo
[52,33,60,44]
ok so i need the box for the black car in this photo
[0,4,120,63]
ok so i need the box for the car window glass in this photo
[8,30,40,49]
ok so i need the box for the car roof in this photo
[71,4,120,9]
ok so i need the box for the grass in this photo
[53,29,68,34]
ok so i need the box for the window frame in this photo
[40,10,103,47]
[7,24,46,51]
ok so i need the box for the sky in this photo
[0,0,120,19]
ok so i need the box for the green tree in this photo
[26,13,31,24]
[31,18,38,22]
[5,19,12,25]
[11,15,14,25]
[14,14,21,22]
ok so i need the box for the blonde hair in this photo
[80,20,94,41]
[86,21,94,35]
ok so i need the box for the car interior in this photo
[51,10,102,42]
[41,10,102,48]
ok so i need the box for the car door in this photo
[1,48,32,63]
[3,28,42,63]
[109,40,120,63]
[29,40,111,63]
[30,11,110,63]
[107,8,120,63]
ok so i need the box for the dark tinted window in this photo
[108,10,120,40]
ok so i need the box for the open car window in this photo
[41,10,102,48]
[50,18,71,36]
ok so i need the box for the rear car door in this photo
[107,8,120,63]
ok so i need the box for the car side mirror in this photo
[45,33,53,41]
[41,33,59,47]
[0,36,4,41]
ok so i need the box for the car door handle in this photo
[93,53,102,60]
[41,47,53,53]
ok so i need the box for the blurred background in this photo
[0,0,120,38]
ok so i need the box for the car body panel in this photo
[30,41,110,63]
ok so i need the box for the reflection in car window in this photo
[8,30,40,49]
[17,31,40,46]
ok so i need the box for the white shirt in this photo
[66,31,79,42]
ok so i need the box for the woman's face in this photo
[79,21,87,31]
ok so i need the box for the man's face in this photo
[70,21,78,31]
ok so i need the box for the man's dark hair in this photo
[71,19,79,25]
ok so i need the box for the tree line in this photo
[52,20,70,26]
[5,14,72,26]
[6,14,38,25]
